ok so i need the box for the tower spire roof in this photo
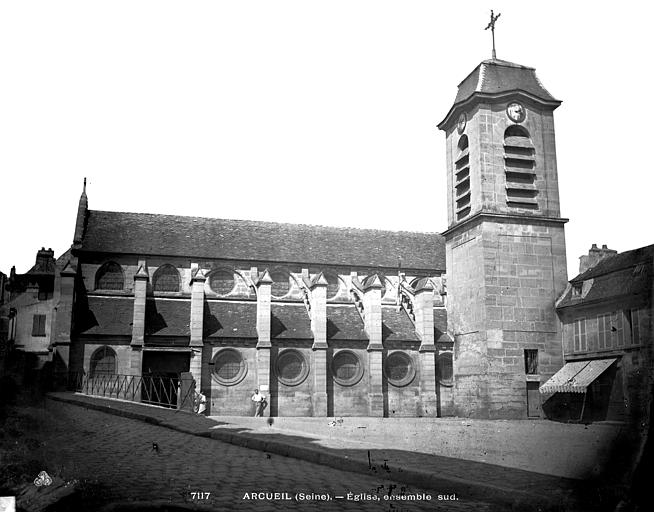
[73,177,89,246]
[438,59,560,130]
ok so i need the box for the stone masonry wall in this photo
[448,219,567,419]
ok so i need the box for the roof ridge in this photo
[88,209,443,236]
[571,244,654,282]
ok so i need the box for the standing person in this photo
[196,391,207,415]
[251,389,266,417]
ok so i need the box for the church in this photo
[28,55,573,419]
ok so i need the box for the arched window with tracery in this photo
[153,264,180,292]
[209,269,236,296]
[270,269,291,298]
[95,262,124,291]
[90,346,116,377]
[322,270,341,300]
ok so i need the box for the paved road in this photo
[34,401,502,511]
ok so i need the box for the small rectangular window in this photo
[524,349,539,375]
[32,314,46,337]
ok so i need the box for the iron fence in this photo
[65,372,197,411]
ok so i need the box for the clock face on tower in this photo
[506,102,526,123]
[456,112,467,134]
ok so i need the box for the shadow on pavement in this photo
[46,393,626,512]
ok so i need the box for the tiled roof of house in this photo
[558,245,653,308]
[79,210,445,271]
[571,244,654,282]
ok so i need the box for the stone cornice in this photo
[442,211,568,238]
[438,90,561,131]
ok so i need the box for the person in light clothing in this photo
[196,391,207,415]
[251,389,266,417]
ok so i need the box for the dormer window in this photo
[572,283,582,297]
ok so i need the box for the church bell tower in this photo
[438,58,568,418]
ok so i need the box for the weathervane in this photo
[485,9,501,60]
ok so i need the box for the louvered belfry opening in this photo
[454,134,471,221]
[504,125,538,209]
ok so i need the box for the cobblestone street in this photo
[29,401,502,511]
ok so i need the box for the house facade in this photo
[543,244,653,424]
[0,248,66,368]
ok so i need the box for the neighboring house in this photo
[542,244,653,423]
[0,248,70,369]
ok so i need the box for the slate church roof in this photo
[78,210,445,271]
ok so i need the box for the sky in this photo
[1,1,653,279]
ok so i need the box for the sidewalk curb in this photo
[46,393,576,511]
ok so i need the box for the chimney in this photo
[579,243,618,274]
[35,247,55,272]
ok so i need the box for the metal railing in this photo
[66,372,196,410]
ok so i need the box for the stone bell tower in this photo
[438,58,568,419]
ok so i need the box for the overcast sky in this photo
[1,1,652,279]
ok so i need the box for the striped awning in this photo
[539,358,617,394]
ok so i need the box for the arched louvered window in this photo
[504,124,538,209]
[454,134,471,221]
[95,262,124,291]
[153,265,180,292]
[90,346,116,377]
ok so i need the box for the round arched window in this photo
[96,262,124,291]
[437,352,454,387]
[458,134,469,152]
[331,350,363,386]
[270,269,291,298]
[275,350,309,386]
[209,270,236,296]
[384,351,416,387]
[90,346,116,377]
[153,265,180,292]
[212,349,247,386]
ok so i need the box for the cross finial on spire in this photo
[83,177,86,193]
[484,9,501,60]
